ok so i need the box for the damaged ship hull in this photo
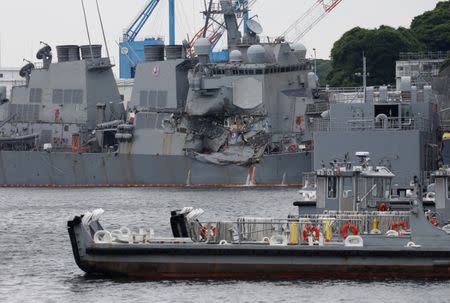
[0,151,311,187]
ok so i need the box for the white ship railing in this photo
[191,211,411,244]
[399,51,450,61]
[308,117,430,132]
[321,86,433,104]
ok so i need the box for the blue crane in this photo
[120,0,175,79]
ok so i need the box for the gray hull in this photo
[0,151,311,186]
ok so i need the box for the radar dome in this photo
[291,43,307,59]
[229,50,243,63]
[247,45,266,64]
[247,19,263,35]
[194,38,211,56]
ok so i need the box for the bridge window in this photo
[327,177,337,199]
[447,178,450,199]
[29,88,42,103]
[342,177,353,197]
[370,178,384,198]
[343,177,352,191]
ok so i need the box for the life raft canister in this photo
[303,224,320,240]
[341,223,358,239]
[391,221,409,232]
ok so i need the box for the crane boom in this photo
[281,0,343,43]
[124,0,161,42]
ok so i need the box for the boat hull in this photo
[0,151,311,187]
[68,218,450,280]
[77,245,450,280]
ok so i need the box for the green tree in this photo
[441,53,450,72]
[411,1,450,51]
[326,26,422,86]
[315,59,331,83]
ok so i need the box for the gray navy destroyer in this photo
[0,0,440,187]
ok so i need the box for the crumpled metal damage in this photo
[193,145,258,166]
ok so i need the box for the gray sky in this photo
[0,0,441,74]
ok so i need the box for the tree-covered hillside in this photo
[324,1,450,86]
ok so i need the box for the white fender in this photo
[442,224,450,234]
[120,227,131,236]
[344,235,364,247]
[91,208,105,221]
[81,211,93,226]
[385,230,399,237]
[269,234,288,246]
[110,229,122,242]
[370,229,381,235]
[219,240,229,245]
[94,230,112,244]
[406,241,421,248]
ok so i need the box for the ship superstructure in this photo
[309,84,440,186]
[0,0,441,187]
[0,44,124,152]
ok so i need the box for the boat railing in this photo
[191,211,411,244]
[308,117,430,132]
[10,80,27,87]
[321,86,432,104]
[399,51,450,61]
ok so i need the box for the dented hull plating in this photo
[0,151,311,187]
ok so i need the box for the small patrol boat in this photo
[67,157,450,279]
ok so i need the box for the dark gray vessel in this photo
[0,1,440,187]
[68,161,450,279]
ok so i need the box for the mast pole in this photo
[169,0,175,45]
[80,0,94,58]
[95,0,110,58]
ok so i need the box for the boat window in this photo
[371,178,384,198]
[64,89,73,104]
[139,91,148,107]
[342,177,353,198]
[343,177,352,192]
[356,177,365,200]
[327,177,337,199]
[148,91,157,108]
[72,90,83,104]
[384,179,391,198]
[378,178,384,198]
[447,178,450,199]
[157,91,168,108]
[52,89,64,104]
[29,88,42,103]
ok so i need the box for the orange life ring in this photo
[378,203,388,212]
[303,224,320,239]
[391,221,408,231]
[429,217,437,226]
[288,144,298,153]
[341,223,358,239]
[200,226,216,239]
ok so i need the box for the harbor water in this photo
[1,187,450,302]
